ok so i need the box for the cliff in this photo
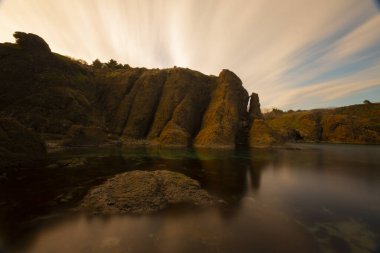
[249,103,380,147]
[0,32,250,153]
[0,32,378,160]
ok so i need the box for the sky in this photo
[0,0,380,110]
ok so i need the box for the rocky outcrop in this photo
[249,103,380,146]
[319,106,380,143]
[13,32,51,52]
[79,170,216,215]
[248,93,263,121]
[0,32,254,149]
[247,94,277,148]
[0,118,46,169]
[194,70,249,148]
[0,32,97,135]
[147,68,215,147]
[249,119,279,147]
[2,32,377,150]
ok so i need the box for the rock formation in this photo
[249,119,278,147]
[0,118,46,169]
[194,70,249,148]
[13,32,51,52]
[79,170,216,215]
[249,104,380,147]
[0,32,253,149]
[248,92,263,121]
[1,31,378,152]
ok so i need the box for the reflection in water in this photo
[0,144,380,253]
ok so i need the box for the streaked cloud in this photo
[0,0,379,109]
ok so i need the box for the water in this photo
[0,144,380,253]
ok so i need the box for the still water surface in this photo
[0,144,379,253]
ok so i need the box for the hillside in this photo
[0,32,379,168]
[0,32,252,154]
[249,104,380,147]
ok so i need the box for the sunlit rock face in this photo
[101,67,248,148]
[0,32,254,148]
[249,119,279,148]
[194,70,249,149]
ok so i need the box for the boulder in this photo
[80,170,216,215]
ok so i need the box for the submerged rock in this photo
[80,170,216,215]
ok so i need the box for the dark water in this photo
[0,144,380,253]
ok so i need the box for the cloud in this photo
[0,0,379,109]
[271,72,380,109]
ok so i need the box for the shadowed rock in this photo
[0,118,46,169]
[79,170,216,215]
[122,69,167,139]
[153,68,215,147]
[248,92,263,121]
[13,32,51,52]
[100,68,145,135]
[62,125,108,147]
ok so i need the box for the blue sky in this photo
[0,0,379,110]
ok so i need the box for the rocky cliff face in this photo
[0,32,252,150]
[248,93,263,121]
[194,70,249,148]
[1,32,378,154]
[249,103,380,147]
